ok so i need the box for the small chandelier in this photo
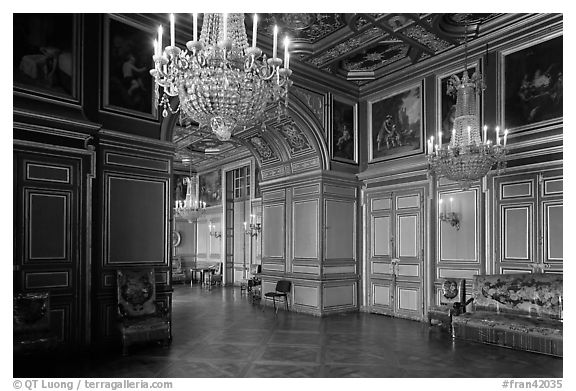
[427,27,507,190]
[174,173,206,223]
[151,13,292,141]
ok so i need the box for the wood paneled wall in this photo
[260,172,359,316]
[92,131,174,346]
[14,124,95,347]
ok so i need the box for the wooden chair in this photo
[13,292,58,355]
[204,263,223,289]
[171,257,186,284]
[240,264,261,294]
[116,269,171,355]
[263,280,291,314]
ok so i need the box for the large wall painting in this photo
[14,13,76,99]
[103,15,157,119]
[331,96,358,164]
[199,170,222,206]
[369,83,423,162]
[503,35,562,131]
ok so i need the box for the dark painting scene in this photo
[332,99,356,163]
[13,14,74,97]
[504,36,562,129]
[199,171,222,206]
[371,86,422,161]
[106,17,154,115]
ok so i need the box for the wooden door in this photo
[367,186,425,320]
[493,169,563,274]
[14,149,90,346]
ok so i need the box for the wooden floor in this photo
[14,284,563,378]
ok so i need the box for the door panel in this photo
[14,150,87,346]
[494,170,562,274]
[367,187,425,320]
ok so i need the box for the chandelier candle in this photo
[193,13,197,41]
[252,14,257,48]
[170,14,175,47]
[273,25,278,59]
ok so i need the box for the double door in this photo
[366,186,425,320]
[493,169,563,274]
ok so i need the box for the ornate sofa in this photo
[452,273,562,357]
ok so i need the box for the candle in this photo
[273,25,278,59]
[223,13,228,41]
[244,222,247,231]
[193,13,197,41]
[158,25,163,53]
[503,129,508,146]
[495,126,500,145]
[252,14,258,48]
[209,223,212,232]
[483,125,487,143]
[285,52,290,69]
[170,14,175,47]
[449,197,454,214]
[451,128,455,144]
[284,37,290,67]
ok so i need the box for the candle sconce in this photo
[245,222,261,238]
[244,214,261,238]
[208,222,222,239]
[439,198,460,230]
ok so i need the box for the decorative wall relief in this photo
[249,136,277,163]
[291,86,325,127]
[279,122,312,154]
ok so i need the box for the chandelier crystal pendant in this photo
[150,13,293,141]
[174,174,206,223]
[427,28,507,190]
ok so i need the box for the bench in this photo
[452,273,563,357]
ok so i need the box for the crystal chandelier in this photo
[427,28,507,190]
[174,173,206,223]
[150,13,292,141]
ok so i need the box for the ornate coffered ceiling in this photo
[171,13,511,171]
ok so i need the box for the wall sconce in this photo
[208,221,222,239]
[439,198,460,230]
[244,214,261,238]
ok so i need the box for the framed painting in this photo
[13,13,78,100]
[369,83,423,162]
[330,95,358,164]
[199,170,222,206]
[503,35,562,131]
[437,64,480,146]
[103,15,157,119]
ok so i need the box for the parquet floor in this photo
[14,284,563,378]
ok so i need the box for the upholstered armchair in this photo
[116,269,171,355]
[13,292,58,355]
[171,257,186,284]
